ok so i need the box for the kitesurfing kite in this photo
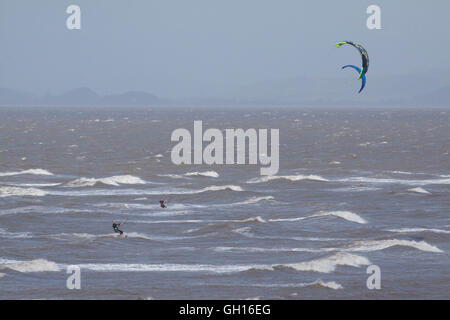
[336,41,369,93]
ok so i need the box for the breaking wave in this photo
[195,185,244,193]
[407,187,431,194]
[247,174,328,184]
[254,252,371,274]
[311,211,367,224]
[0,169,54,177]
[133,216,266,225]
[0,258,60,272]
[387,228,450,235]
[337,176,450,186]
[346,239,443,253]
[48,232,199,242]
[212,238,444,254]
[0,229,33,239]
[66,175,146,187]
[237,196,274,204]
[185,171,219,178]
[49,252,369,274]
[269,211,367,224]
[0,186,48,197]
[226,280,343,290]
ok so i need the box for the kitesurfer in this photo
[159,198,168,209]
[112,220,125,235]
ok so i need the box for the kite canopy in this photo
[342,65,366,94]
[336,41,369,76]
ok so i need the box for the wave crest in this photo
[66,175,146,187]
[0,258,60,272]
[247,174,328,184]
[185,171,219,178]
[347,239,443,253]
[0,186,47,197]
[0,169,53,177]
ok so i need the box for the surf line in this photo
[171,120,279,176]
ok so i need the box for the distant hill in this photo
[0,87,161,106]
[102,91,159,106]
[1,72,449,107]
[40,87,101,106]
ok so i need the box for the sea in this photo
[0,105,449,299]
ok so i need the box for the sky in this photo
[1,0,450,99]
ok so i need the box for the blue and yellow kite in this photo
[336,41,369,93]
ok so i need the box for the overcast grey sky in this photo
[1,0,449,98]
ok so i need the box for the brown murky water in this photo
[0,106,449,299]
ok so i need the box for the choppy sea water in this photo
[0,106,449,299]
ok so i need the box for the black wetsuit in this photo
[159,200,167,208]
[112,223,123,235]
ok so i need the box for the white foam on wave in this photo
[196,185,243,193]
[306,280,343,290]
[390,171,414,175]
[328,161,341,165]
[271,252,370,274]
[131,216,266,225]
[273,280,343,290]
[212,238,444,255]
[269,210,366,224]
[232,227,254,237]
[268,216,308,222]
[387,228,450,235]
[0,253,369,276]
[184,171,219,178]
[238,196,274,204]
[311,211,367,224]
[0,273,5,279]
[50,233,98,240]
[247,174,328,184]
[157,174,184,179]
[76,262,252,273]
[125,232,157,240]
[13,182,61,187]
[73,252,369,274]
[66,175,146,187]
[234,280,343,290]
[0,258,60,272]
[0,230,33,239]
[0,169,53,177]
[213,246,322,253]
[50,232,201,242]
[347,239,443,253]
[331,186,382,192]
[0,186,47,197]
[338,176,450,186]
[45,183,245,197]
[407,187,431,194]
[237,216,266,223]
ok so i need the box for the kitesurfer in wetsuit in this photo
[112,220,124,235]
[159,198,167,208]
